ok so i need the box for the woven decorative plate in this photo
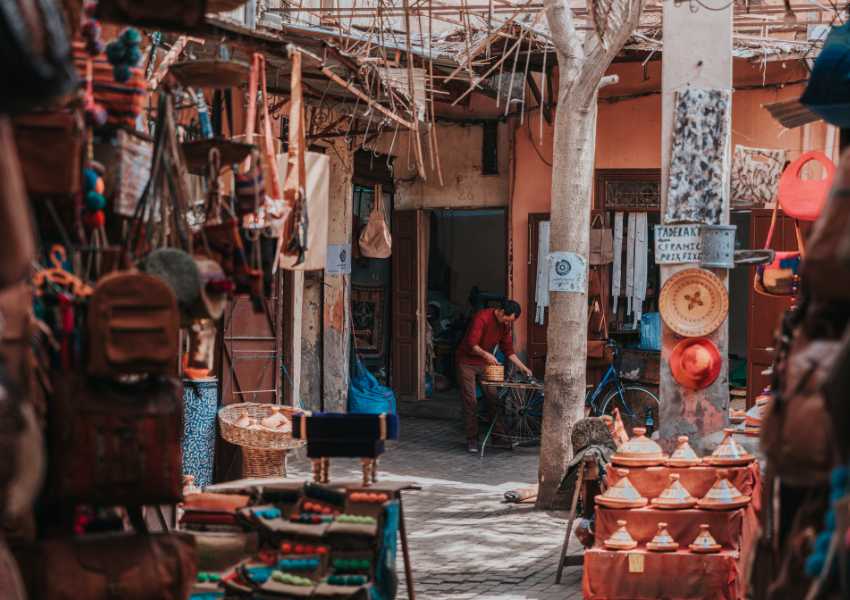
[659,268,729,338]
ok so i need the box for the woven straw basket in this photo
[218,403,306,478]
[484,365,504,382]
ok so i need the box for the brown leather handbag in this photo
[15,532,197,600]
[49,374,183,505]
[760,332,838,487]
[95,0,206,30]
[0,117,35,289]
[12,109,83,197]
[87,271,179,378]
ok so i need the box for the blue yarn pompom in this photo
[120,27,142,47]
[125,45,143,67]
[113,64,132,83]
[105,40,126,65]
[805,551,826,578]
[815,530,832,554]
[85,191,106,212]
[83,168,98,192]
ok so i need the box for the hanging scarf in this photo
[612,211,623,315]
[625,212,636,317]
[633,212,648,327]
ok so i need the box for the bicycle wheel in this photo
[497,385,544,445]
[600,385,661,436]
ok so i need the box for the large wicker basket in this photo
[218,403,306,478]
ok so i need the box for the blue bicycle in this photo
[585,340,660,435]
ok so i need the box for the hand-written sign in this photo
[548,252,587,293]
[654,225,702,264]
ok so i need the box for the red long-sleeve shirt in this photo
[456,308,515,366]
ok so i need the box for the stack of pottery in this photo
[611,427,666,467]
[703,429,755,467]
[595,469,648,509]
[697,470,751,510]
[651,474,697,509]
[666,436,701,467]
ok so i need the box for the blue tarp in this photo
[349,355,397,414]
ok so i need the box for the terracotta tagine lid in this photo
[650,474,697,510]
[688,524,722,554]
[603,520,638,551]
[666,435,702,467]
[697,470,751,510]
[595,469,648,509]
[611,427,666,467]
[745,393,770,428]
[703,429,755,467]
[647,522,679,552]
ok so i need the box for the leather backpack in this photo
[87,271,179,378]
[49,374,184,505]
[14,531,197,600]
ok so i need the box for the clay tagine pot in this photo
[603,520,638,551]
[595,469,648,509]
[703,429,755,467]
[611,427,666,467]
[697,470,751,510]
[647,522,679,552]
[650,474,697,510]
[666,435,702,467]
[688,524,722,553]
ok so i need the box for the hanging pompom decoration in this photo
[81,3,104,57]
[82,166,106,231]
[106,28,143,84]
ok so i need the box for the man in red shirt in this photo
[456,299,533,453]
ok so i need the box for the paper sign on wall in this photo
[654,225,702,264]
[548,252,587,293]
[326,244,351,275]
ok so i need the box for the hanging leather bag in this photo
[49,374,183,505]
[12,109,83,196]
[86,271,179,378]
[754,201,803,298]
[14,531,196,600]
[802,148,850,301]
[589,214,614,265]
[777,151,836,222]
[95,0,206,31]
[760,330,838,487]
[0,0,77,114]
[0,117,35,289]
[358,185,392,259]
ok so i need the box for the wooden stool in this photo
[555,454,601,583]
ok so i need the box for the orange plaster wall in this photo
[511,59,828,355]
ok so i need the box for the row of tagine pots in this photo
[604,521,724,554]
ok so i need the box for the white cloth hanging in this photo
[625,212,636,317]
[633,212,648,327]
[612,212,624,315]
[534,220,551,325]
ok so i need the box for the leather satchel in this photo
[12,109,83,197]
[754,202,803,298]
[95,0,206,30]
[761,332,838,487]
[49,374,183,505]
[15,532,196,600]
[87,271,179,378]
[0,117,35,289]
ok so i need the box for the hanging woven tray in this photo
[182,138,255,175]
[169,59,251,89]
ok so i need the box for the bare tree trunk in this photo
[536,0,642,509]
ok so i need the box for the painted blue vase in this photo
[182,378,219,489]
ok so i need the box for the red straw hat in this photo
[670,338,722,391]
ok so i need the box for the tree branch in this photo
[543,0,583,65]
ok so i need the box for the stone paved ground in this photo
[288,416,584,600]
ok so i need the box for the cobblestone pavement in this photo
[288,416,584,599]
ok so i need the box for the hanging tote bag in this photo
[754,202,804,298]
[589,214,614,265]
[358,185,392,259]
[777,151,836,222]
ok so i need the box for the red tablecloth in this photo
[583,548,740,600]
[596,507,746,551]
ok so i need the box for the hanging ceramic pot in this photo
[688,524,722,553]
[666,435,702,467]
[651,474,697,510]
[647,522,679,552]
[611,427,665,467]
[603,520,638,551]
[595,469,648,509]
[703,429,754,467]
[697,470,751,510]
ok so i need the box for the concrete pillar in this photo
[300,271,323,412]
[659,2,733,450]
[322,141,354,412]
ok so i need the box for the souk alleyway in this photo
[288,417,584,600]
